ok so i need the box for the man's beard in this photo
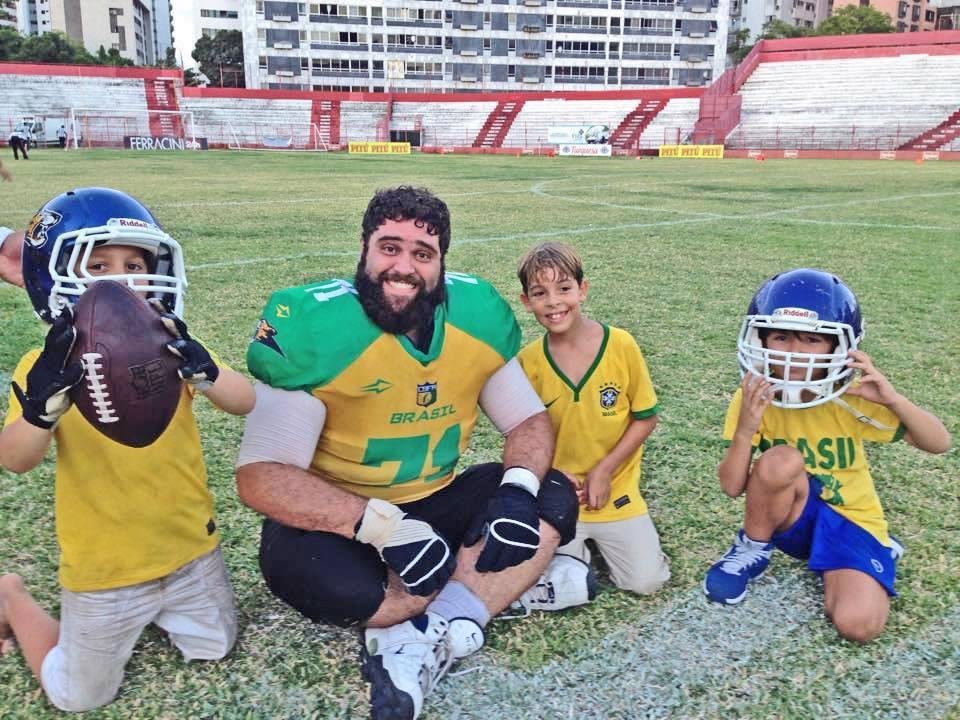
[354,265,446,344]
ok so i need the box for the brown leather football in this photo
[69,280,182,447]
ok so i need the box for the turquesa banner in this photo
[558,144,612,157]
[658,144,724,159]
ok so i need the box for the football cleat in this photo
[502,554,597,619]
[703,529,773,605]
[445,617,485,660]
[362,612,455,720]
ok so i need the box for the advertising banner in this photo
[558,144,612,157]
[658,144,724,159]
[124,136,208,150]
[548,125,610,145]
[348,141,412,154]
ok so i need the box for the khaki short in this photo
[561,513,670,595]
[41,547,236,712]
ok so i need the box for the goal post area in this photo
[67,108,198,150]
[224,120,330,152]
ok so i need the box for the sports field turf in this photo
[0,150,958,719]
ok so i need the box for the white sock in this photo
[427,581,490,628]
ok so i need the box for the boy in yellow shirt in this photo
[514,242,669,609]
[704,268,950,642]
[0,187,255,710]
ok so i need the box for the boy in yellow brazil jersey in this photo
[704,268,950,642]
[513,242,670,611]
[0,188,255,711]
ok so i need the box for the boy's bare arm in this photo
[202,367,255,416]
[845,350,951,454]
[592,414,658,478]
[0,419,53,473]
[718,375,772,497]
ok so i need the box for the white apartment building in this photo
[242,0,729,92]
[171,0,241,69]
[9,0,173,65]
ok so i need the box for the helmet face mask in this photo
[23,188,186,322]
[737,269,863,409]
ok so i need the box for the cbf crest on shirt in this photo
[247,273,520,504]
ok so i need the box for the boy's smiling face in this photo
[520,267,588,334]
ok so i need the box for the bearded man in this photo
[236,186,580,720]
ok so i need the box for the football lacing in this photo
[81,352,119,423]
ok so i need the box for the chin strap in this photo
[831,396,896,431]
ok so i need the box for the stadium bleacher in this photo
[3,31,960,158]
[728,54,960,151]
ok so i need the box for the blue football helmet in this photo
[737,268,863,408]
[22,187,186,323]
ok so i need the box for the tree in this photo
[0,27,23,61]
[728,27,753,64]
[14,31,96,64]
[191,30,245,88]
[761,19,813,39]
[95,44,134,66]
[815,5,895,35]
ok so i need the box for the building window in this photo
[259,55,267,68]
[200,9,239,18]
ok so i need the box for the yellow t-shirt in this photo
[518,325,659,523]
[6,349,220,592]
[723,387,904,545]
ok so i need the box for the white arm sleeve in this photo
[479,357,546,435]
[236,382,327,470]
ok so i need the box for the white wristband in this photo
[502,466,540,497]
[0,227,13,251]
[354,497,404,550]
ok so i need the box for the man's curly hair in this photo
[361,186,451,254]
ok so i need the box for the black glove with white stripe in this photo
[465,478,541,573]
[11,307,84,429]
[355,498,455,596]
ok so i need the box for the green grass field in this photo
[1,150,958,719]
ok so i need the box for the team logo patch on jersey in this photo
[417,381,437,407]
[26,209,62,248]
[275,304,291,318]
[252,318,284,356]
[599,385,621,409]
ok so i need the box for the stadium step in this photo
[610,98,668,151]
[311,98,340,146]
[898,108,960,151]
[473,100,525,148]
[143,78,183,138]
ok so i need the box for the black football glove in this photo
[464,483,541,573]
[355,498,455,596]
[11,307,84,430]
[148,299,220,389]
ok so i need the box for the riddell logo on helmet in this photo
[772,307,818,322]
[108,218,152,229]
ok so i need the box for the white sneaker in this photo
[362,612,454,720]
[503,554,597,619]
[446,617,485,660]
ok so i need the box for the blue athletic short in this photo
[772,475,903,597]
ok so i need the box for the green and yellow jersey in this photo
[518,324,659,523]
[6,349,219,593]
[247,272,520,504]
[723,387,905,545]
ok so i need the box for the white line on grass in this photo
[429,572,960,719]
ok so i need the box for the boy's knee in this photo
[830,606,886,643]
[751,445,807,488]
[614,575,667,596]
[42,648,123,713]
